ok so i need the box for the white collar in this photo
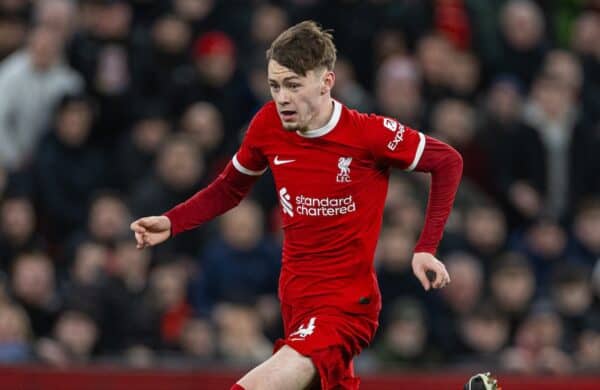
[296,100,342,138]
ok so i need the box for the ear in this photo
[321,70,335,95]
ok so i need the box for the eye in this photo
[270,84,280,91]
[289,83,300,90]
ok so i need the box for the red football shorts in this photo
[274,303,379,390]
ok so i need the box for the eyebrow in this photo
[268,76,301,83]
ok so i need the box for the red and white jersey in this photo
[234,100,425,314]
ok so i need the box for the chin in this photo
[281,121,300,131]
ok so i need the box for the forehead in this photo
[268,60,316,81]
[268,60,301,79]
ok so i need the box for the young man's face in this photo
[268,59,332,132]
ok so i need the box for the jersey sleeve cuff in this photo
[232,154,268,176]
[405,132,426,171]
[413,245,437,255]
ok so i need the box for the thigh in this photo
[237,345,317,390]
[274,309,377,390]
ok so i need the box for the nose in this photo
[275,89,290,106]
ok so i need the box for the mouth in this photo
[279,110,297,122]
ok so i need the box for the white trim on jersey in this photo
[296,100,342,138]
[232,154,267,176]
[405,132,426,171]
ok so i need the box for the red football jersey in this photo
[234,100,425,314]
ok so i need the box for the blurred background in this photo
[0,0,599,384]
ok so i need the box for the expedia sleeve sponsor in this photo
[386,124,405,151]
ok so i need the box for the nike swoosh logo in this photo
[274,156,295,165]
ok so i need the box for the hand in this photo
[130,216,171,249]
[411,252,450,291]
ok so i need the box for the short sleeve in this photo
[232,107,270,176]
[364,114,426,171]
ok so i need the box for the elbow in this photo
[428,145,463,184]
[447,146,464,184]
[415,136,464,176]
[451,146,464,176]
[433,144,463,176]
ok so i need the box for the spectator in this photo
[68,0,136,146]
[242,3,288,64]
[134,13,192,103]
[0,14,27,61]
[375,297,440,368]
[416,34,453,103]
[54,310,98,362]
[542,50,583,94]
[375,55,424,129]
[458,203,508,266]
[169,30,256,139]
[570,11,600,123]
[0,26,83,170]
[522,73,592,220]
[496,0,549,88]
[33,0,77,43]
[244,53,271,107]
[570,199,600,266]
[130,135,205,217]
[456,304,510,369]
[333,57,374,113]
[10,252,61,338]
[33,93,108,243]
[115,106,171,192]
[36,309,98,366]
[550,264,594,340]
[446,50,480,102]
[96,238,157,353]
[432,252,485,361]
[62,240,107,309]
[575,323,600,372]
[178,317,216,362]
[490,253,536,333]
[371,28,407,68]
[190,200,280,316]
[507,306,573,375]
[376,225,423,315]
[130,135,207,256]
[65,190,131,264]
[171,0,218,36]
[0,303,32,363]
[382,172,431,237]
[0,195,44,273]
[179,101,226,173]
[480,75,545,227]
[512,218,569,290]
[149,262,192,349]
[439,252,484,317]
[213,302,272,365]
[430,98,493,195]
[85,191,131,247]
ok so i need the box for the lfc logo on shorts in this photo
[336,157,352,183]
[290,317,316,341]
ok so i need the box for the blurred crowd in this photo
[0,0,598,375]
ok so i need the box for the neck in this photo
[302,97,334,132]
